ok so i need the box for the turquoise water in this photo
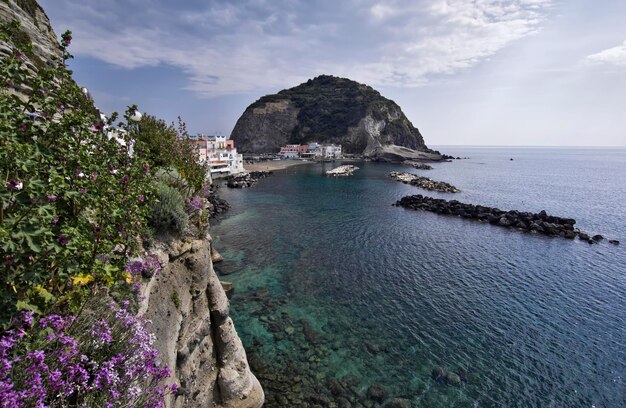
[212,147,626,407]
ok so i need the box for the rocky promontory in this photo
[230,75,442,162]
[395,195,618,244]
[390,171,459,193]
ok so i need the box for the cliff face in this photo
[0,0,62,66]
[140,237,264,408]
[231,75,442,161]
[2,2,262,406]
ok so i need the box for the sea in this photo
[211,147,626,407]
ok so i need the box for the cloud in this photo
[586,41,626,67]
[370,3,398,21]
[41,0,552,97]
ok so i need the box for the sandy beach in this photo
[244,160,315,172]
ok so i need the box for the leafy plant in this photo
[148,183,188,234]
[0,25,153,322]
[132,115,208,196]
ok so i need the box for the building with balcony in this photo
[188,134,245,176]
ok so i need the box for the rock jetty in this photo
[226,171,271,188]
[403,161,433,170]
[396,195,618,244]
[326,165,359,176]
[390,171,459,193]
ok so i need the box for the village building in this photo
[188,134,245,176]
[277,142,343,159]
[279,144,309,159]
[320,144,342,159]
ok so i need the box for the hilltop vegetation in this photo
[231,75,430,155]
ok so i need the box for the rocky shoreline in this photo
[226,171,272,188]
[395,195,619,244]
[389,172,459,193]
[403,161,433,170]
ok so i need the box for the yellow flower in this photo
[125,271,133,284]
[72,274,95,286]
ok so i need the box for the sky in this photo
[39,0,626,147]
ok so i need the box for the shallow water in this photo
[212,147,626,407]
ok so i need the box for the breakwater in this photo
[395,194,618,244]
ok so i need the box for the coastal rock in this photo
[326,165,359,176]
[389,172,459,193]
[207,191,230,218]
[226,171,271,188]
[367,384,388,402]
[445,372,461,386]
[395,194,607,243]
[403,160,433,170]
[140,238,264,408]
[386,398,411,408]
[231,75,442,161]
[431,367,446,382]
[211,246,224,263]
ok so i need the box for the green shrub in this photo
[149,182,188,234]
[155,167,190,199]
[132,115,208,195]
[0,26,154,322]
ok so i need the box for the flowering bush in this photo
[0,302,176,407]
[0,24,157,321]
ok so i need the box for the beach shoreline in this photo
[243,159,315,172]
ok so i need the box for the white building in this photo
[320,144,342,159]
[188,135,245,176]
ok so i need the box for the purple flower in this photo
[187,196,204,212]
[7,180,23,190]
[57,235,68,246]
[120,175,129,184]
[46,194,57,202]
[79,188,87,194]
[91,320,112,344]
[138,194,145,202]
[51,216,60,225]
[142,163,150,172]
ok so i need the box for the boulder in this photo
[445,372,461,386]
[367,384,388,402]
[431,367,446,382]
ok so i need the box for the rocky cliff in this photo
[140,237,264,408]
[231,75,442,161]
[0,0,61,66]
[2,2,264,407]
